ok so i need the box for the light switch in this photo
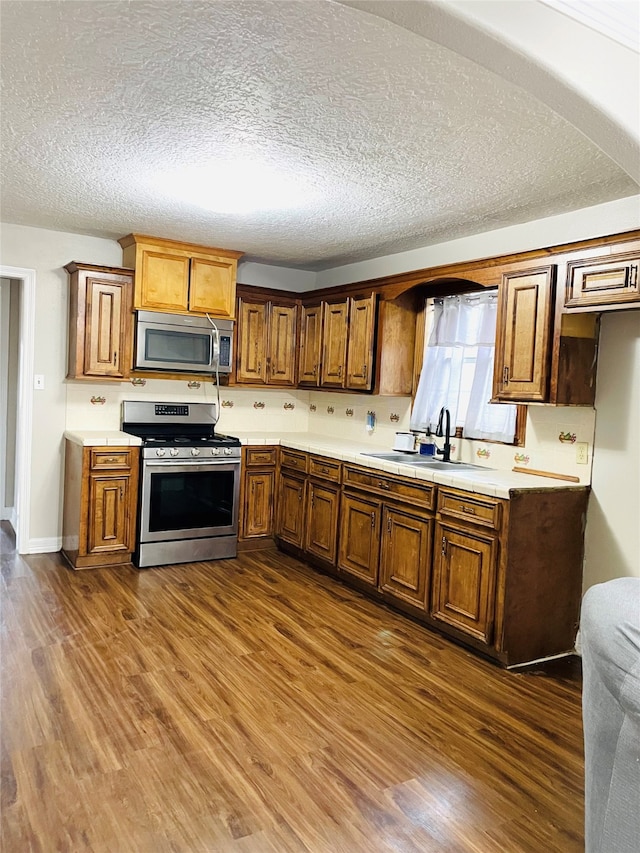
[34,374,45,390]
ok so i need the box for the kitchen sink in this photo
[360,452,483,471]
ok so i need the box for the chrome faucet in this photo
[435,406,451,463]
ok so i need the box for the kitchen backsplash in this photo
[65,381,596,482]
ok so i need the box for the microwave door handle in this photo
[209,322,220,368]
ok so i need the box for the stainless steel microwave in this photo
[135,310,234,374]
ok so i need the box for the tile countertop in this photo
[231,431,587,500]
[64,430,143,447]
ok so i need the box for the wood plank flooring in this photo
[0,521,584,852]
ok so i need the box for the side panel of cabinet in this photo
[431,521,497,645]
[321,302,348,387]
[236,300,267,384]
[269,304,298,386]
[242,470,275,538]
[84,279,126,377]
[494,267,554,402]
[379,507,432,610]
[189,256,237,318]
[276,473,306,548]
[305,482,340,564]
[346,294,376,390]
[88,475,131,554]
[138,250,190,312]
[338,493,381,586]
[298,304,322,386]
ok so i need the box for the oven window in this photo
[145,328,212,366]
[149,469,235,531]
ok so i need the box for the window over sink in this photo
[410,291,519,444]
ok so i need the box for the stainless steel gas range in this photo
[121,401,241,568]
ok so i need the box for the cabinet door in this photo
[494,267,555,402]
[379,507,432,610]
[305,482,340,564]
[431,521,498,645]
[346,294,376,390]
[268,304,298,386]
[276,473,306,548]
[84,277,130,378]
[236,300,267,384]
[321,301,348,387]
[189,255,237,318]
[298,304,322,386]
[564,252,640,310]
[241,470,275,538]
[88,475,131,555]
[137,249,190,312]
[338,493,381,586]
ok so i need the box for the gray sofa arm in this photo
[581,577,640,853]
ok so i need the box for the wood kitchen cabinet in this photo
[298,304,323,386]
[431,489,502,645]
[119,234,243,318]
[239,446,278,546]
[64,262,134,380]
[275,451,342,567]
[314,294,377,390]
[235,295,298,386]
[62,443,139,570]
[321,301,349,387]
[338,464,435,611]
[563,249,640,311]
[493,263,597,405]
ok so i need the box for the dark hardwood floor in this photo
[1,521,584,852]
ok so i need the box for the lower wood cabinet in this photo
[338,466,435,612]
[239,447,278,546]
[271,450,589,667]
[62,442,139,570]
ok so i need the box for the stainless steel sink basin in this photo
[360,452,482,471]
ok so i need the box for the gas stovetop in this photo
[121,400,241,460]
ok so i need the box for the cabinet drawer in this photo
[308,455,342,483]
[245,447,278,467]
[280,449,308,474]
[343,465,435,511]
[89,449,133,471]
[565,252,640,309]
[437,488,502,530]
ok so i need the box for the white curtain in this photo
[410,292,517,443]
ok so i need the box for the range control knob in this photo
[156,448,166,457]
[190,447,201,457]
[211,447,221,456]
[223,447,233,456]
[169,448,179,457]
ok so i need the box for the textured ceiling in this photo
[1,0,637,270]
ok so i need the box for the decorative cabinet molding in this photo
[64,262,134,380]
[119,233,242,319]
[62,443,139,570]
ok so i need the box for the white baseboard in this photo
[25,536,62,554]
[1,505,16,528]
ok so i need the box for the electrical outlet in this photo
[576,442,589,464]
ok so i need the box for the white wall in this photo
[583,311,640,590]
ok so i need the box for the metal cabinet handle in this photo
[377,480,390,491]
[630,263,638,287]
[503,366,509,385]
[104,457,118,463]
[362,363,367,377]
[460,504,476,514]
[387,517,392,536]
[337,364,342,377]
[441,535,447,556]
[371,512,375,527]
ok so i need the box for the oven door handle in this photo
[144,460,239,470]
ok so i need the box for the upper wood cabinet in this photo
[321,300,349,386]
[64,262,134,381]
[346,295,376,389]
[298,304,323,386]
[493,266,555,403]
[563,249,640,311]
[119,234,243,318]
[317,294,377,390]
[236,296,298,386]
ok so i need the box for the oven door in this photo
[139,459,240,543]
